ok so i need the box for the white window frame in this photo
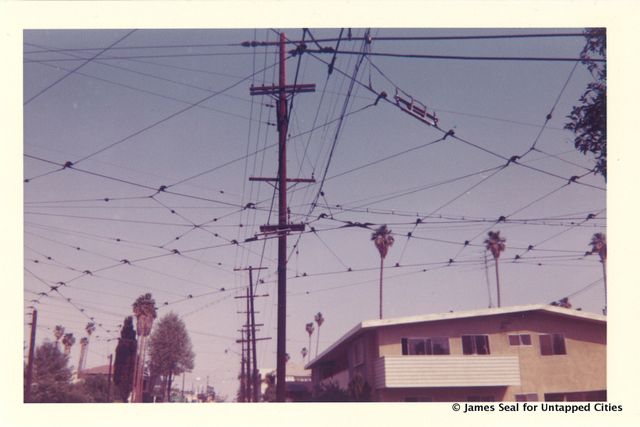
[461,334,491,355]
[508,334,532,346]
[403,336,451,355]
[539,333,567,356]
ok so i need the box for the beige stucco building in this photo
[306,304,606,402]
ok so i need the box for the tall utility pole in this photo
[235,266,267,402]
[249,31,315,402]
[25,308,37,402]
[107,353,113,402]
[238,329,247,402]
[235,267,270,402]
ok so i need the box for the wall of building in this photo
[374,310,605,401]
[378,386,508,402]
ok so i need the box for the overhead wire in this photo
[24,30,137,105]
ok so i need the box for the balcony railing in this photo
[373,355,521,389]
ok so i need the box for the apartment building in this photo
[306,304,606,402]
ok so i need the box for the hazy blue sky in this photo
[23,27,606,400]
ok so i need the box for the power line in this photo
[304,48,604,63]
[24,30,137,105]
[23,31,587,56]
[24,51,271,64]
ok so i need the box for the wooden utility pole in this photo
[25,308,37,402]
[107,353,113,402]
[235,266,267,402]
[248,31,315,402]
[239,329,247,402]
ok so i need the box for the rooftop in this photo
[306,304,606,369]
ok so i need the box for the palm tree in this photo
[301,347,308,362]
[62,332,75,356]
[78,337,89,373]
[314,312,324,358]
[85,321,96,337]
[53,325,65,348]
[305,322,314,363]
[131,293,157,403]
[484,231,506,307]
[590,232,607,314]
[371,225,394,319]
[78,322,96,372]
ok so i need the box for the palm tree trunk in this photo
[308,336,312,363]
[379,256,384,319]
[495,259,501,308]
[316,328,321,358]
[133,336,146,402]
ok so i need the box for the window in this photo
[508,334,532,346]
[539,333,567,355]
[462,335,490,355]
[515,393,538,402]
[401,337,450,355]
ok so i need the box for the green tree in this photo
[371,225,395,319]
[261,372,276,402]
[80,375,112,403]
[565,28,606,179]
[312,381,349,402]
[27,341,88,403]
[147,312,195,402]
[113,316,137,402]
[484,231,506,307]
[347,374,372,402]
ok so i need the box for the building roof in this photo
[79,364,111,376]
[306,304,606,369]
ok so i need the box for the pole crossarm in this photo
[259,223,306,234]
[250,83,316,97]
[235,337,272,344]
[249,177,316,183]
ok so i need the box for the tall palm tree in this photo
[53,325,65,348]
[484,231,506,307]
[79,322,96,372]
[314,312,324,358]
[132,293,157,403]
[305,322,314,363]
[590,232,607,314]
[78,337,89,373]
[85,321,96,337]
[62,332,75,356]
[301,347,308,362]
[371,225,394,319]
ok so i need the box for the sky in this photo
[22,27,607,401]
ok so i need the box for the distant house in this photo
[77,364,111,381]
[306,304,606,402]
[259,362,312,402]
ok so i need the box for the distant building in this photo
[260,362,312,402]
[306,304,606,402]
[76,364,111,381]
